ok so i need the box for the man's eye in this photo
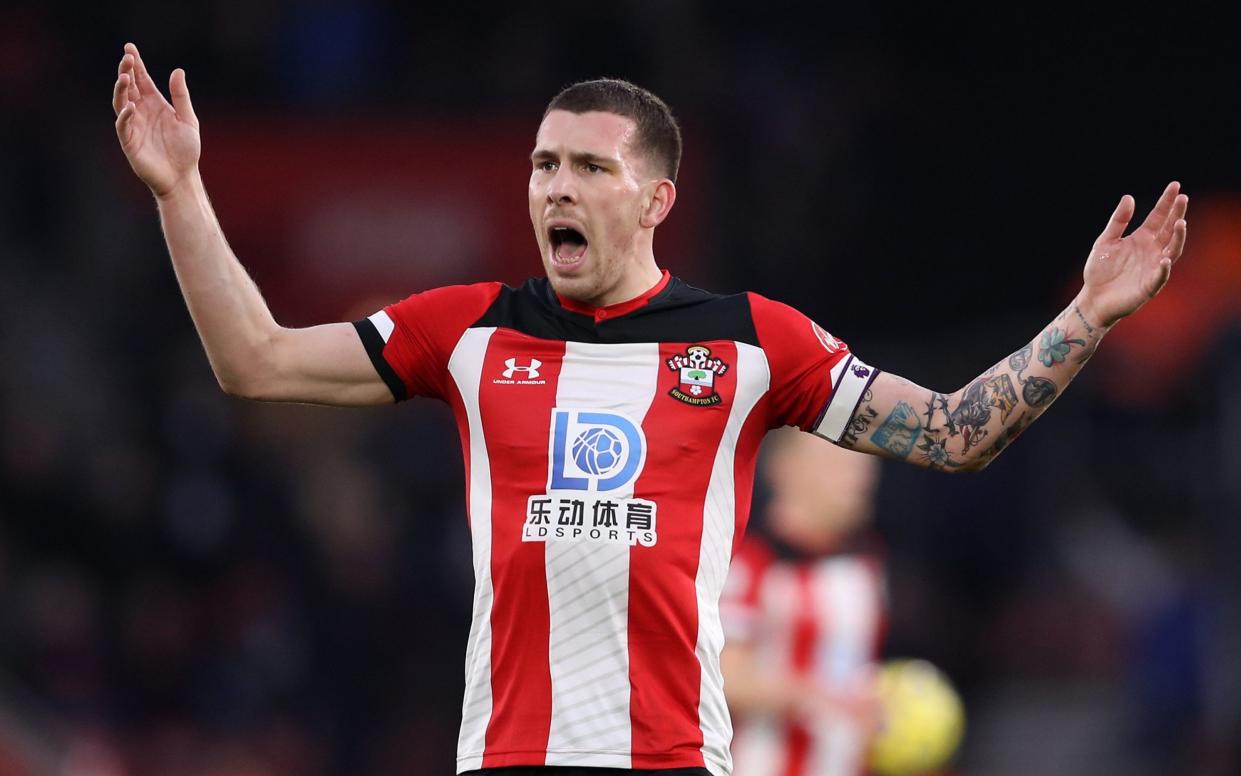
[538,161,557,172]
[585,163,603,174]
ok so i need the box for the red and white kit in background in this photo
[722,538,886,776]
[353,271,879,776]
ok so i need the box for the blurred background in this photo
[1,1,1239,774]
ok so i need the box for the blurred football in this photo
[868,659,965,776]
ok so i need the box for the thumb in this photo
[169,68,198,126]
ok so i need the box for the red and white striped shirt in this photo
[353,272,878,775]
[721,538,886,776]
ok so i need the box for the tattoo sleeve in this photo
[840,298,1108,471]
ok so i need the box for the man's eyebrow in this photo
[530,149,622,167]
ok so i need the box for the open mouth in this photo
[549,226,589,265]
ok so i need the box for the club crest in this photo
[666,345,728,406]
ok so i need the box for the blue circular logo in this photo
[571,426,624,476]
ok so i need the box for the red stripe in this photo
[783,725,812,776]
[445,365,474,530]
[781,567,821,776]
[628,340,739,768]
[863,556,887,660]
[477,332,566,767]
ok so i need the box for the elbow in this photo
[217,367,287,401]
[216,370,261,400]
[212,359,276,402]
[954,459,989,475]
[213,330,284,400]
[951,451,998,474]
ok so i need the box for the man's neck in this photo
[593,262,665,308]
[555,268,671,321]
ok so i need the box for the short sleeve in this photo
[353,282,503,402]
[747,293,880,440]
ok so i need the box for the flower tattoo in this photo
[1038,328,1087,367]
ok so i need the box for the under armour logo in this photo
[503,358,542,379]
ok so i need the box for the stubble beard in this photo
[545,253,619,307]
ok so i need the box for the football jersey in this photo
[353,271,879,776]
[721,538,886,776]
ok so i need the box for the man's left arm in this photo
[828,182,1188,471]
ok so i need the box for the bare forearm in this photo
[156,170,280,393]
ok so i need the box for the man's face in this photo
[529,110,655,305]
[764,430,879,551]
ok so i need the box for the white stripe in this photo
[697,343,770,776]
[731,716,784,776]
[814,355,876,442]
[807,558,881,776]
[544,341,659,766]
[449,327,497,772]
[732,567,796,776]
[368,309,395,343]
[812,559,878,681]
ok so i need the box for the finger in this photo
[1156,193,1188,246]
[1137,181,1180,234]
[127,71,141,104]
[1144,257,1173,298]
[1163,219,1188,263]
[1097,194,1135,244]
[115,101,135,143]
[112,72,131,115]
[124,42,161,99]
[117,52,141,104]
[169,68,198,126]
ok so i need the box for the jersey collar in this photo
[554,270,671,323]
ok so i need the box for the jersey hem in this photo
[457,750,713,772]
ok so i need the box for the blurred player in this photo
[722,428,884,776]
[113,39,1187,776]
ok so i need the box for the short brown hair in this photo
[544,78,682,182]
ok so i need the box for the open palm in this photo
[112,43,201,197]
[1082,181,1189,327]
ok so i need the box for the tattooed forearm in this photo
[952,298,1106,468]
[838,296,1108,471]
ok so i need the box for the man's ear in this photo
[640,179,677,229]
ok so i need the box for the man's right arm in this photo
[155,172,392,405]
[115,43,390,407]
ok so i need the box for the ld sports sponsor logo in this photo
[523,408,657,547]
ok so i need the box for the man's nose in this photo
[547,167,577,204]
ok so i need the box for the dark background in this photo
[1,2,1239,774]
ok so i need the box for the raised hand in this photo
[112,42,201,197]
[1079,181,1189,327]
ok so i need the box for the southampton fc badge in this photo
[666,345,729,406]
